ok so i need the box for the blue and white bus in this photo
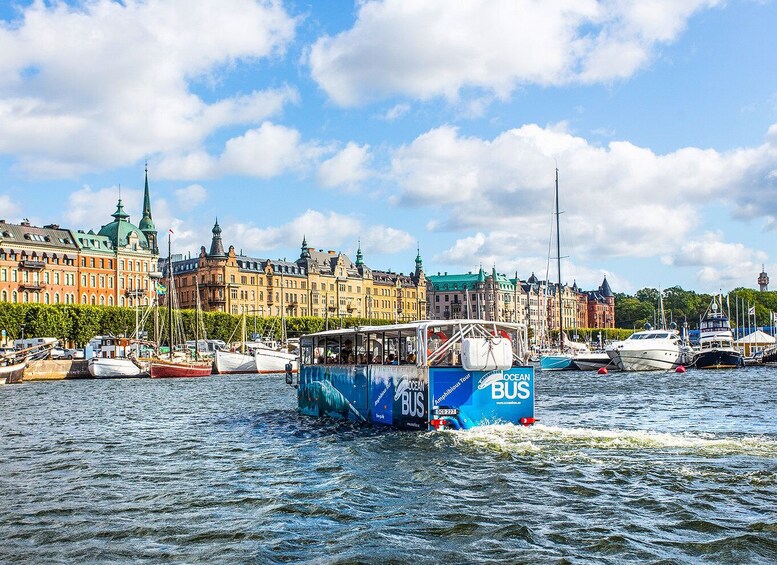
[291,320,535,431]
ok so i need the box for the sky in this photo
[1,0,776,296]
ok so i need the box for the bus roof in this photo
[301,319,527,339]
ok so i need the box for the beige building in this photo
[168,227,427,323]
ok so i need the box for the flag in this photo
[748,306,755,316]
[772,311,777,324]
[156,283,167,295]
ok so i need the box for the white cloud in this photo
[65,186,142,228]
[174,184,207,211]
[662,231,768,288]
[390,123,777,266]
[0,0,297,174]
[317,142,372,189]
[157,122,323,179]
[362,226,414,255]
[309,0,720,106]
[0,195,20,220]
[225,209,414,260]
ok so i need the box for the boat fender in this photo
[675,365,686,373]
[597,367,608,375]
[519,417,537,426]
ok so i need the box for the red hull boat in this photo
[149,360,212,378]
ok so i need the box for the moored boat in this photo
[254,342,298,373]
[539,352,573,371]
[607,324,694,371]
[214,348,256,374]
[1,360,26,384]
[87,336,146,378]
[571,351,613,371]
[149,358,212,378]
[693,294,743,369]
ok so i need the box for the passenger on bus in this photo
[340,340,353,363]
[386,353,397,364]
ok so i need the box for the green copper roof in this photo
[139,165,155,232]
[98,199,150,249]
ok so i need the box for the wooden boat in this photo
[150,234,213,379]
[150,358,212,378]
[1,360,26,384]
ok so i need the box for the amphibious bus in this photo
[290,320,535,431]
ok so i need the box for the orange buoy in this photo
[675,365,686,373]
[597,367,608,375]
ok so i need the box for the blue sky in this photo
[1,0,776,295]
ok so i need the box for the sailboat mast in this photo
[168,235,173,360]
[555,168,563,350]
[194,279,200,361]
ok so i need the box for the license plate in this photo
[435,408,459,416]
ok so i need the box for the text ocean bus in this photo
[291,319,535,431]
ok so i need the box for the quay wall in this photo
[25,360,90,380]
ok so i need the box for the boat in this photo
[214,347,256,374]
[253,341,299,373]
[540,169,572,371]
[289,320,534,430]
[607,323,694,371]
[571,351,613,371]
[87,336,145,378]
[693,294,744,369]
[1,360,26,384]
[149,235,212,379]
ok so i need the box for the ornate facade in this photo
[0,167,159,309]
[168,229,427,322]
[427,270,615,343]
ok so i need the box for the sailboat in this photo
[150,235,212,378]
[540,169,574,371]
[214,311,257,374]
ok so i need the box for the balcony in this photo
[20,283,45,291]
[20,260,45,270]
[208,297,226,305]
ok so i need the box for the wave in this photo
[448,423,777,458]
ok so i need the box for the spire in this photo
[600,276,613,297]
[477,265,485,283]
[355,239,363,266]
[209,218,225,257]
[414,244,423,274]
[300,235,310,259]
[111,199,130,222]
[139,161,155,232]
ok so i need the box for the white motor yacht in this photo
[607,324,693,371]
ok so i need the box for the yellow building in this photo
[168,227,427,322]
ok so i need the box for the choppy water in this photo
[1,367,776,564]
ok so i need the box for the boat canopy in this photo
[300,319,529,368]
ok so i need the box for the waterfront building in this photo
[427,267,536,325]
[0,220,80,306]
[168,230,427,322]
[0,167,158,310]
[427,270,615,343]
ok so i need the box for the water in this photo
[1,368,776,564]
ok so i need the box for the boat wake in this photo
[446,423,777,458]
